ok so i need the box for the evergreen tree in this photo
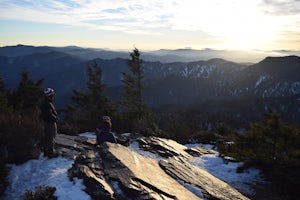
[0,76,6,93]
[0,76,13,113]
[11,68,44,116]
[121,48,158,135]
[0,71,43,166]
[122,48,145,118]
[231,110,293,167]
[164,110,188,142]
[63,62,117,133]
[227,110,300,198]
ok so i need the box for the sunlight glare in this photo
[171,0,276,50]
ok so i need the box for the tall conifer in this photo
[64,62,117,133]
[12,69,44,116]
[121,48,158,135]
[122,48,145,119]
[0,76,13,113]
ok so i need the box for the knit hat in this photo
[44,88,55,97]
[102,116,111,121]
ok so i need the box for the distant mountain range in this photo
[1,45,300,126]
[1,44,299,63]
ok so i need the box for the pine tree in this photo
[0,76,13,113]
[11,68,44,116]
[122,48,145,118]
[165,110,187,142]
[121,48,158,135]
[63,62,117,133]
[232,110,291,166]
[0,71,43,165]
[228,110,300,198]
[0,76,6,93]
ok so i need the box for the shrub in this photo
[189,130,224,144]
[133,117,162,137]
[23,185,57,200]
[224,110,300,198]
[0,113,43,164]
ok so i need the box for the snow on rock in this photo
[189,154,264,196]
[101,142,202,200]
[129,141,164,160]
[184,143,264,196]
[79,132,96,139]
[3,133,263,200]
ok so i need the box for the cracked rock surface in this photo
[55,134,249,200]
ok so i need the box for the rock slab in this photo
[56,134,250,200]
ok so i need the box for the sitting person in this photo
[95,116,117,145]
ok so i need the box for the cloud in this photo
[0,0,299,41]
[258,0,300,34]
[1,0,175,33]
[260,0,300,15]
[0,0,180,37]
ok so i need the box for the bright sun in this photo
[221,13,275,50]
[173,0,276,50]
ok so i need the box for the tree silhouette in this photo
[11,68,44,116]
[0,76,13,113]
[122,48,145,118]
[228,110,300,198]
[63,62,117,133]
[121,48,158,135]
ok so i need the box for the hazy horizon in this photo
[2,43,300,54]
[2,43,300,64]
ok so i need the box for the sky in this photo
[3,132,264,199]
[0,0,300,51]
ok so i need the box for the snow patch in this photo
[3,155,91,200]
[177,180,205,199]
[129,141,164,160]
[181,64,216,78]
[130,142,263,196]
[4,134,264,200]
[291,81,300,94]
[121,133,131,137]
[185,143,215,150]
[189,152,264,195]
[255,75,269,88]
[79,132,96,139]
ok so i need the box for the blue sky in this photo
[0,0,299,51]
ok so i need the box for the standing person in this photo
[40,88,59,157]
[95,116,117,145]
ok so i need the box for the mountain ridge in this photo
[0,45,299,125]
[1,44,299,63]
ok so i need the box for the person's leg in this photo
[44,122,57,157]
[43,122,53,156]
[51,123,57,154]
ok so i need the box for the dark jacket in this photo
[95,128,117,144]
[40,97,58,123]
